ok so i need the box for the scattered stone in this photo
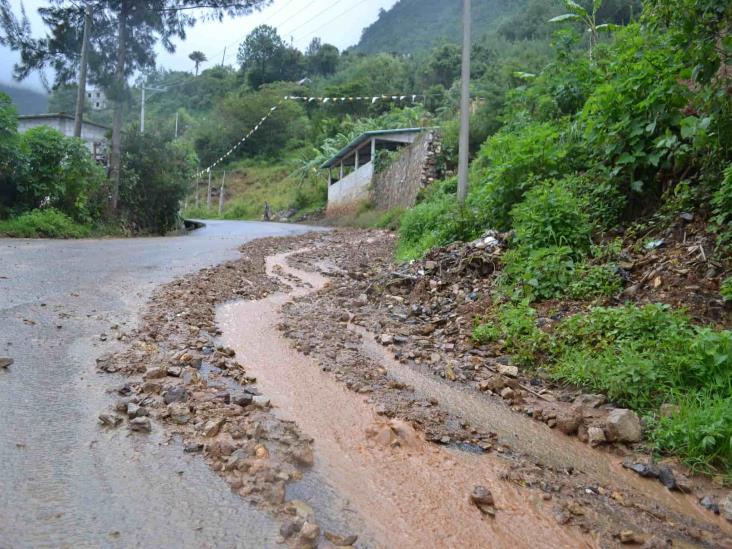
[605,409,642,443]
[497,364,518,377]
[699,495,719,514]
[622,460,660,479]
[168,402,191,425]
[721,493,732,523]
[324,531,358,546]
[126,402,149,419]
[202,418,225,437]
[500,387,515,400]
[587,427,606,446]
[96,353,118,373]
[555,409,582,436]
[163,386,188,404]
[0,357,13,369]
[679,212,694,222]
[657,467,678,491]
[620,530,641,544]
[232,392,253,407]
[280,519,303,539]
[379,334,394,345]
[252,395,271,408]
[470,485,496,515]
[143,366,167,380]
[98,413,122,428]
[659,403,680,417]
[183,442,203,453]
[129,417,151,433]
[297,521,320,546]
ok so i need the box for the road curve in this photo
[0,221,319,549]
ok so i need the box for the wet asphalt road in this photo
[0,221,318,549]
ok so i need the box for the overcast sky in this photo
[0,0,399,91]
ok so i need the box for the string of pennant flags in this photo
[196,92,488,178]
[284,94,426,104]
[195,105,279,178]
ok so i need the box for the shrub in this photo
[472,300,547,366]
[563,172,626,231]
[13,126,104,222]
[120,130,197,234]
[397,178,481,259]
[510,180,592,252]
[711,165,732,250]
[651,392,732,476]
[470,119,583,230]
[551,304,732,411]
[501,246,577,301]
[721,277,732,302]
[567,263,622,300]
[0,208,90,238]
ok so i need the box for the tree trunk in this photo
[109,5,129,211]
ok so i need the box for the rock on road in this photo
[0,221,318,548]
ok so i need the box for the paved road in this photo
[0,221,319,549]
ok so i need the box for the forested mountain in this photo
[353,0,521,55]
[0,83,48,114]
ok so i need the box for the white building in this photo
[86,88,107,110]
[17,113,110,165]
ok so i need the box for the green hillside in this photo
[353,0,521,55]
[0,83,48,115]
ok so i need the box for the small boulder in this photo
[252,395,270,408]
[98,413,122,428]
[203,418,225,437]
[0,357,14,369]
[556,408,582,436]
[163,386,188,404]
[143,366,167,380]
[605,409,642,443]
[587,426,606,446]
[167,402,191,425]
[232,392,253,407]
[129,417,151,432]
[470,485,496,516]
[497,364,518,377]
[721,493,732,523]
[126,402,149,419]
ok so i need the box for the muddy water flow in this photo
[218,250,595,548]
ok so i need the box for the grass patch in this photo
[0,209,91,238]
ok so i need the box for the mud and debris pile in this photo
[96,233,346,547]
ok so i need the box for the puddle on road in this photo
[218,251,594,549]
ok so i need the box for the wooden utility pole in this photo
[206,169,213,209]
[73,4,92,138]
[218,171,226,216]
[457,0,472,204]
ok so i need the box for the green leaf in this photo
[617,153,635,165]
[563,0,588,16]
[549,13,582,23]
[596,23,621,32]
[593,0,603,15]
[631,180,644,193]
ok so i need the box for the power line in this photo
[289,0,370,45]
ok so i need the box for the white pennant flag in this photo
[372,97,378,104]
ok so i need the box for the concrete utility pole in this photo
[140,82,167,134]
[207,169,213,209]
[174,111,179,138]
[218,171,226,216]
[73,4,92,138]
[457,0,472,204]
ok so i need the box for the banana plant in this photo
[549,0,620,59]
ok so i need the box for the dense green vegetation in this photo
[434,0,732,476]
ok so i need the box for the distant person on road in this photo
[263,201,271,221]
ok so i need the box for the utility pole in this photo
[221,46,226,67]
[174,111,179,138]
[207,169,213,209]
[218,171,226,216]
[140,83,146,133]
[73,4,92,138]
[457,0,472,204]
[140,82,167,134]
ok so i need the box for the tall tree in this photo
[0,0,271,211]
[189,50,207,76]
[305,37,339,77]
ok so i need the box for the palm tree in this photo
[189,51,208,76]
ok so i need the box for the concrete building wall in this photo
[327,162,374,214]
[17,116,109,157]
[370,130,441,211]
